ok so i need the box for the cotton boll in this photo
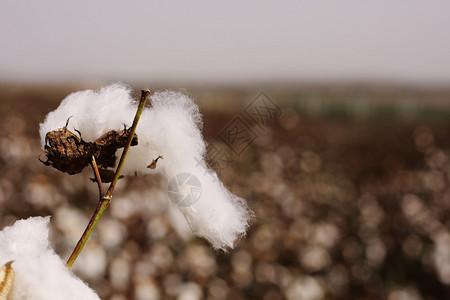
[39,83,136,147]
[39,85,252,250]
[0,217,100,300]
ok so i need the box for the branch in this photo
[90,155,104,196]
[66,89,150,269]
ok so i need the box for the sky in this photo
[1,1,450,86]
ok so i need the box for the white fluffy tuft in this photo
[39,83,136,146]
[39,84,252,250]
[0,217,100,300]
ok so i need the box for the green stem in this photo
[106,89,150,197]
[66,89,150,269]
[66,196,111,268]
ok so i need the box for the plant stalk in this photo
[66,89,150,269]
[90,155,104,196]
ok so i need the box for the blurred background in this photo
[2,1,450,299]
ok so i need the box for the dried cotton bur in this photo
[0,261,14,300]
[39,84,252,251]
[40,117,138,181]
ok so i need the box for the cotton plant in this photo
[39,83,251,259]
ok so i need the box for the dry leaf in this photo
[147,155,163,169]
[40,118,138,175]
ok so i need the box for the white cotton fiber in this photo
[0,217,100,300]
[130,91,251,250]
[39,84,252,250]
[39,83,137,147]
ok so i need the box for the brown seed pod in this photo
[40,118,138,176]
[0,261,14,300]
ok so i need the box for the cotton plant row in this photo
[0,84,252,299]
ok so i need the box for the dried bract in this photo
[147,155,163,169]
[40,118,138,176]
[0,261,14,300]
